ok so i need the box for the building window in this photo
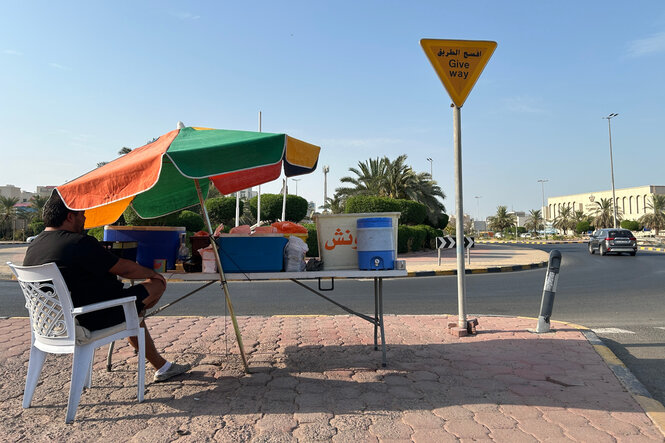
[636,195,641,214]
[644,194,648,213]
[629,196,633,214]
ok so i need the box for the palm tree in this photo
[639,194,665,236]
[335,157,387,198]
[553,206,574,235]
[525,209,544,235]
[0,196,19,239]
[487,206,515,233]
[29,195,49,220]
[573,210,589,225]
[335,155,446,223]
[592,198,619,228]
[320,195,345,214]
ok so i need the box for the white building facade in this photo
[547,185,665,221]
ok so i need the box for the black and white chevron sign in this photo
[436,236,474,249]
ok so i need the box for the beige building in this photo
[546,185,665,221]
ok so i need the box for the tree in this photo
[592,198,619,228]
[320,195,345,214]
[335,157,387,199]
[553,206,574,235]
[487,206,515,233]
[248,194,308,222]
[639,193,665,236]
[525,209,544,235]
[29,195,49,221]
[0,196,19,239]
[335,155,446,224]
[205,197,242,226]
[118,147,132,155]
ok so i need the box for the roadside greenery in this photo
[525,209,544,235]
[487,206,515,232]
[639,194,665,236]
[333,155,446,225]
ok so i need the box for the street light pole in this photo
[292,178,301,196]
[538,179,548,239]
[603,113,619,228]
[322,165,329,211]
[474,196,481,228]
[426,157,433,178]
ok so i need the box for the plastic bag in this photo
[272,221,308,233]
[199,246,217,273]
[254,225,278,233]
[230,225,251,234]
[284,236,308,272]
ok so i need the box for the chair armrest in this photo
[71,296,137,315]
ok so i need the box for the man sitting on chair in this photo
[23,192,190,383]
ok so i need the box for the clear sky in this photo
[2,1,664,220]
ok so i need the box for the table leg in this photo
[374,278,379,350]
[379,277,386,367]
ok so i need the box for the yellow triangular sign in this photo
[420,39,497,107]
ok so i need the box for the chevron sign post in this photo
[437,236,474,265]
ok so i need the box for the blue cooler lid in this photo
[357,217,392,228]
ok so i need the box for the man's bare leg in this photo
[128,321,166,370]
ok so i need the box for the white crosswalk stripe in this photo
[655,327,665,330]
[592,328,635,334]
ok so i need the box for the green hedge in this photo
[413,224,443,249]
[303,223,318,257]
[205,197,241,226]
[621,220,640,231]
[575,220,592,234]
[345,195,428,225]
[397,225,428,253]
[248,193,308,222]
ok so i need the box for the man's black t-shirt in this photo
[23,230,125,330]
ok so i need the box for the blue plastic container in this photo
[357,217,395,270]
[216,235,289,273]
[104,226,185,270]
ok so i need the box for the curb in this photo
[639,246,665,252]
[551,319,665,436]
[407,261,547,277]
[476,240,586,245]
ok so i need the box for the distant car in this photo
[26,235,39,243]
[520,233,532,238]
[494,232,502,238]
[588,228,637,256]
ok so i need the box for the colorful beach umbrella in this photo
[55,124,321,373]
[57,125,320,229]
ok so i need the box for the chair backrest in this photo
[8,262,77,350]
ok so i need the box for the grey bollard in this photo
[536,249,562,333]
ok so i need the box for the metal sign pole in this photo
[453,105,467,329]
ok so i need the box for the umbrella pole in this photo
[195,179,250,374]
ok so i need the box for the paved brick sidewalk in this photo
[0,315,662,441]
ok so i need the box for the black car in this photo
[588,228,637,256]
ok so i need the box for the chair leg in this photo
[85,348,94,389]
[137,328,145,403]
[66,345,94,424]
[23,345,47,408]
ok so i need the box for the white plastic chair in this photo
[8,262,145,423]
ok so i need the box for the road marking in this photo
[592,328,635,334]
[655,327,665,330]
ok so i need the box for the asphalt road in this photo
[1,243,664,405]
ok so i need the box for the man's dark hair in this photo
[43,192,75,227]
